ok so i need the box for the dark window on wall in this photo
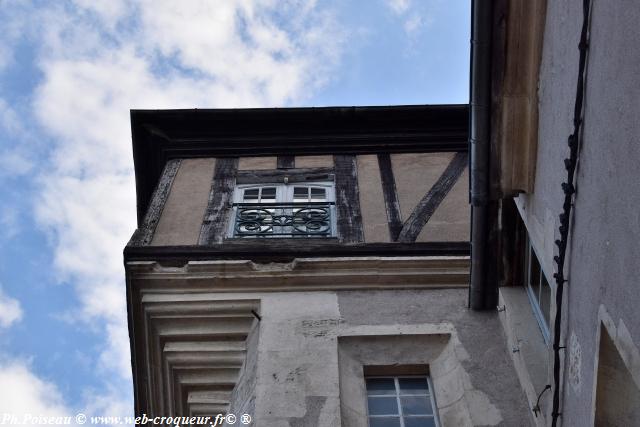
[365,376,440,427]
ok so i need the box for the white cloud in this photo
[0,360,74,425]
[385,0,411,15]
[0,98,23,135]
[0,99,37,177]
[384,0,435,38]
[0,286,22,329]
[0,286,78,424]
[0,150,33,176]
[71,0,130,27]
[3,0,345,415]
[0,42,11,71]
[404,13,425,36]
[0,207,21,239]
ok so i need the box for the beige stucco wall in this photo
[147,152,469,246]
[391,152,470,242]
[238,156,277,170]
[295,155,333,168]
[417,167,470,242]
[391,152,451,221]
[356,155,390,243]
[151,158,216,246]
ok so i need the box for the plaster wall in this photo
[392,152,450,222]
[151,158,215,246]
[150,153,469,245]
[233,288,530,426]
[515,0,640,424]
[417,167,469,242]
[356,154,390,243]
[238,156,277,170]
[295,155,333,168]
[392,153,470,242]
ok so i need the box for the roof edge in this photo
[130,104,470,225]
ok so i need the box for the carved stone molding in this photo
[128,256,470,293]
[131,296,260,416]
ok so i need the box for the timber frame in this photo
[130,104,468,226]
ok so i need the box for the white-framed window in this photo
[229,182,336,238]
[524,236,552,344]
[365,376,440,427]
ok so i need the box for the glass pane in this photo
[310,187,326,201]
[367,397,398,415]
[366,378,396,396]
[293,187,308,197]
[369,417,401,427]
[261,187,276,201]
[529,247,541,298]
[540,274,551,327]
[401,396,431,415]
[398,378,429,394]
[243,189,259,201]
[404,416,436,427]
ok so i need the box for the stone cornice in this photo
[128,256,470,293]
[131,294,260,417]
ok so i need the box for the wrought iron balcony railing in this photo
[232,202,335,237]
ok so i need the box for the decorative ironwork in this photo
[233,202,334,237]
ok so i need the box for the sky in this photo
[0,0,469,424]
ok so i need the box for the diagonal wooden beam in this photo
[397,152,468,243]
[377,153,403,241]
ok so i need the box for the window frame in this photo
[524,236,552,344]
[228,181,336,238]
[365,375,440,427]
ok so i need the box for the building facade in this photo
[124,1,640,426]
[469,1,640,426]
[124,106,530,426]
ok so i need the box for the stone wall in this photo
[512,0,640,424]
[239,288,530,426]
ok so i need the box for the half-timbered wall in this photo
[135,153,468,247]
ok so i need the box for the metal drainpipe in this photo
[469,0,492,310]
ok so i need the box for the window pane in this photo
[366,378,396,395]
[540,274,551,326]
[261,187,276,200]
[368,397,398,415]
[243,189,259,201]
[369,418,401,427]
[310,187,326,201]
[293,187,308,199]
[529,247,541,297]
[400,396,432,415]
[404,416,436,427]
[398,378,429,394]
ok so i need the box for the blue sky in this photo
[0,0,469,423]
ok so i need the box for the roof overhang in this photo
[130,104,469,225]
